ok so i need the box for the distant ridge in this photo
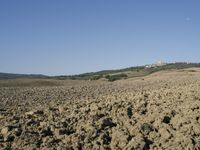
[1,62,200,81]
[0,72,47,80]
[55,62,200,81]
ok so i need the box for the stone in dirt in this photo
[1,127,9,136]
[159,128,172,140]
[162,116,171,124]
[0,115,4,120]
[101,118,117,128]
[141,123,154,134]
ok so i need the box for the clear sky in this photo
[0,0,200,75]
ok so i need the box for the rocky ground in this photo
[0,68,200,150]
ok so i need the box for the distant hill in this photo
[55,62,200,81]
[1,62,200,81]
[0,73,47,80]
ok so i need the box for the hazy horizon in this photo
[1,1,200,75]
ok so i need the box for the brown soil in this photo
[0,68,200,149]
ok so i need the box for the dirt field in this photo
[0,68,200,150]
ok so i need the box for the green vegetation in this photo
[105,73,128,81]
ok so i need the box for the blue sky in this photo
[0,0,200,75]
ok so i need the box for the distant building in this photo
[145,61,167,68]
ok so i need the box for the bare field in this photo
[1,68,200,149]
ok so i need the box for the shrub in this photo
[105,73,128,81]
[90,75,103,80]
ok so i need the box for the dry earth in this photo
[0,68,200,150]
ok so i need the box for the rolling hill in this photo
[55,62,200,81]
[1,62,200,81]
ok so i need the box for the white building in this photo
[145,61,166,68]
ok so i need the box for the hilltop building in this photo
[145,61,167,68]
